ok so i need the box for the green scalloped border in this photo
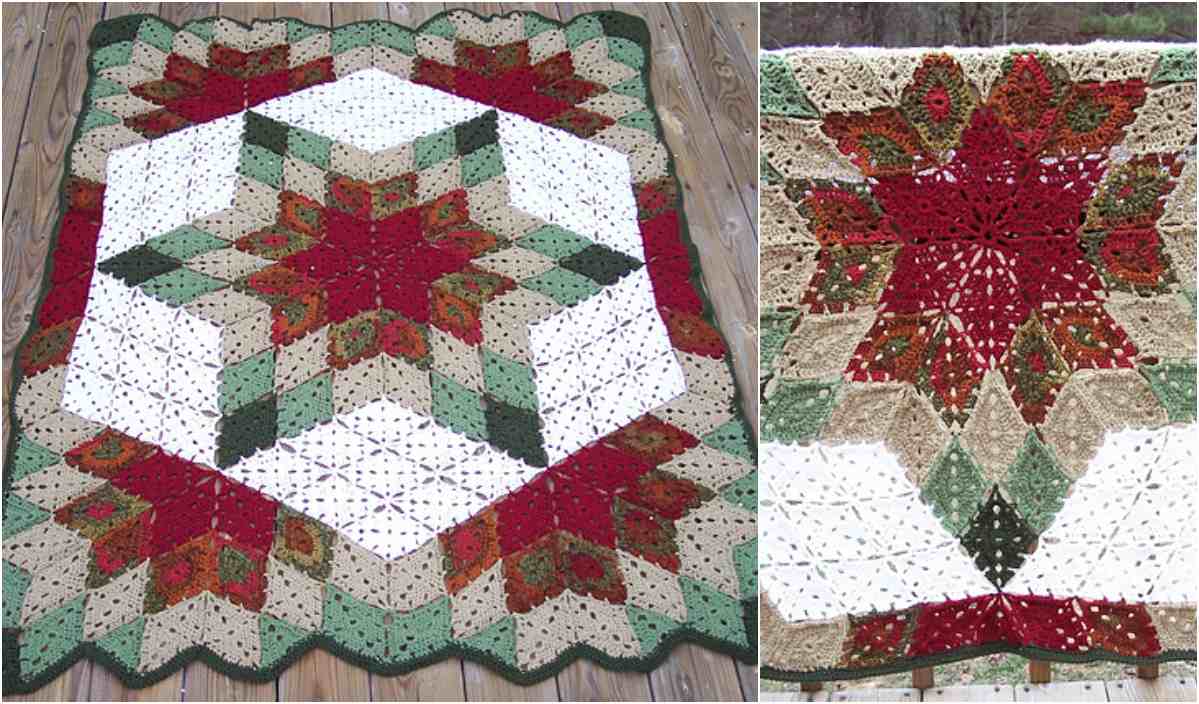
[1,8,758,695]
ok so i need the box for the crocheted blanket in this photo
[2,11,756,693]
[759,43,1196,680]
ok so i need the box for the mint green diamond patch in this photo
[331,23,372,54]
[734,538,757,597]
[1151,47,1196,82]
[92,41,133,71]
[96,616,144,672]
[420,15,457,40]
[618,110,656,134]
[414,127,456,170]
[10,435,60,484]
[681,577,748,647]
[240,143,284,188]
[1140,361,1197,423]
[760,379,838,444]
[627,605,681,655]
[3,561,32,629]
[483,349,538,411]
[373,23,415,53]
[147,225,230,261]
[136,17,176,53]
[182,18,215,42]
[521,267,601,306]
[323,586,388,660]
[720,472,756,512]
[921,438,989,537]
[20,595,85,680]
[607,37,645,69]
[260,614,310,669]
[288,126,332,169]
[565,15,603,48]
[523,14,559,39]
[79,109,121,134]
[278,374,333,439]
[287,18,326,43]
[3,495,49,538]
[612,77,648,102]
[760,308,798,371]
[461,143,504,187]
[432,372,488,441]
[517,225,593,260]
[388,597,451,662]
[89,76,127,100]
[141,267,227,306]
[703,417,753,462]
[761,155,784,186]
[457,615,517,666]
[220,349,275,414]
[1003,432,1070,534]
[760,54,819,118]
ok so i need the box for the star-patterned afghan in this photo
[759,44,1196,680]
[2,12,756,693]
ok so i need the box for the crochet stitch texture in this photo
[3,11,756,693]
[759,43,1196,680]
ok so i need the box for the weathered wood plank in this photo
[370,659,466,702]
[924,684,1017,701]
[1,4,103,698]
[462,660,560,702]
[1,3,48,200]
[2,0,101,428]
[1106,676,1196,702]
[824,687,918,702]
[735,661,759,702]
[647,642,744,702]
[7,660,91,702]
[666,2,758,234]
[273,2,330,27]
[1015,681,1109,702]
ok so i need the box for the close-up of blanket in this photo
[758,42,1196,681]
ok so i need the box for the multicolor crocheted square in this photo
[760,44,1196,680]
[3,11,756,693]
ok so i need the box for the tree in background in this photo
[760,2,1197,50]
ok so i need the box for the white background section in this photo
[62,273,224,464]
[96,115,243,262]
[529,267,685,465]
[1005,425,1196,603]
[761,440,996,622]
[498,111,643,260]
[222,399,544,559]
[252,68,493,152]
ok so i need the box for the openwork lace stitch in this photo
[759,43,1196,681]
[3,11,756,693]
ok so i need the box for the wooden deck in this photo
[763,677,1198,702]
[1,2,758,701]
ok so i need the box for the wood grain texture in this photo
[1015,681,1103,702]
[1,3,758,701]
[2,17,102,699]
[1,3,47,201]
[1106,676,1197,702]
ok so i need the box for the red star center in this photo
[281,188,475,325]
[847,108,1135,423]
